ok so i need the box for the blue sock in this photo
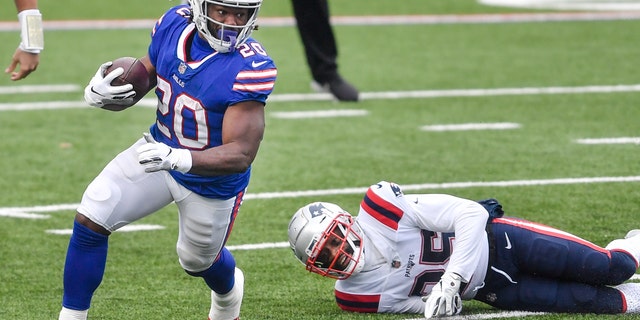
[62,220,109,310]
[186,247,236,294]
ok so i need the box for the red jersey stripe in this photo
[360,188,403,230]
[335,289,380,313]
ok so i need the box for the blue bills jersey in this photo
[147,5,277,199]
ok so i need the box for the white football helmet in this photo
[288,202,365,280]
[188,0,262,53]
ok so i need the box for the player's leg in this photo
[491,218,637,286]
[290,0,358,101]
[59,138,174,320]
[173,189,245,320]
[606,229,640,268]
[291,0,337,84]
[477,273,626,313]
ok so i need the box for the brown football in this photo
[102,57,150,111]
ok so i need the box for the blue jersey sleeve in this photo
[228,39,277,105]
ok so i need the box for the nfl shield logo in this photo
[178,62,187,74]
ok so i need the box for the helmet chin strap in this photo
[217,28,238,51]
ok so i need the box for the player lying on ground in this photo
[288,181,640,318]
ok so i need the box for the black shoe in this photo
[311,76,360,102]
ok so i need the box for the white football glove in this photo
[423,272,463,318]
[83,61,135,107]
[136,133,192,173]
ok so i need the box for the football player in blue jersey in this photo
[288,181,640,318]
[58,1,276,319]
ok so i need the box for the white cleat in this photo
[616,283,640,313]
[607,230,640,266]
[625,229,640,239]
[208,268,244,320]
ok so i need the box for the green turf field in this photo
[1,1,639,319]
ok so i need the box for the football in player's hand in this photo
[103,57,150,111]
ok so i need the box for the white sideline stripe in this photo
[632,274,640,281]
[3,84,640,111]
[405,311,547,320]
[2,176,640,216]
[0,84,80,94]
[2,12,640,32]
[45,224,165,235]
[576,137,640,145]
[271,109,369,119]
[421,122,521,132]
[480,0,640,11]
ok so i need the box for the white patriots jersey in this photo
[334,181,490,314]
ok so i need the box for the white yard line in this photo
[0,212,50,219]
[3,175,640,217]
[271,109,369,119]
[46,224,165,235]
[576,137,640,145]
[480,0,640,11]
[227,242,290,251]
[420,123,521,132]
[0,84,80,94]
[267,84,640,103]
[405,310,547,320]
[2,84,640,111]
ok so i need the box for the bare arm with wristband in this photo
[5,0,43,81]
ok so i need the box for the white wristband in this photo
[172,148,193,173]
[18,9,44,53]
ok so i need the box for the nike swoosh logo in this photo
[491,266,517,284]
[252,60,268,68]
[504,232,512,249]
[472,282,485,292]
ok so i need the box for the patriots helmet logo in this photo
[307,202,330,218]
[390,182,403,197]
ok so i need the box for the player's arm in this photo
[5,0,42,81]
[391,296,431,314]
[413,195,489,318]
[15,0,37,10]
[137,101,266,176]
[412,195,489,280]
[137,54,158,94]
[189,101,265,175]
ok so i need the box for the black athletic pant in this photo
[291,0,339,83]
